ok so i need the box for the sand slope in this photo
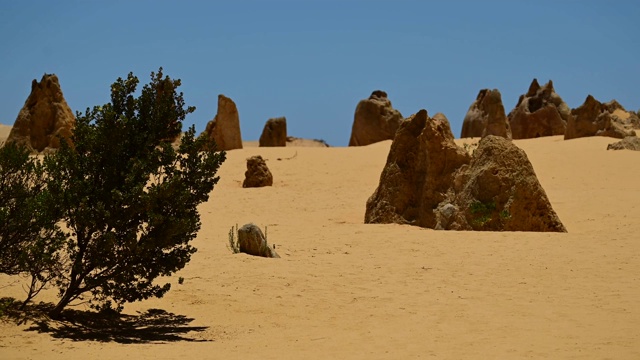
[1,135,639,359]
[0,124,11,144]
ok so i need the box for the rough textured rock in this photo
[259,117,287,147]
[365,109,471,227]
[439,136,567,232]
[565,95,636,140]
[508,79,571,139]
[242,155,273,188]
[349,90,404,146]
[237,223,280,258]
[607,136,640,151]
[366,111,566,232]
[604,100,640,130]
[200,94,242,150]
[5,74,75,153]
[460,89,511,139]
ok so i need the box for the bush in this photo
[227,224,240,254]
[0,142,63,307]
[40,68,226,318]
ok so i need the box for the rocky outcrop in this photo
[508,79,571,139]
[349,90,404,146]
[365,110,566,232]
[5,74,75,153]
[201,94,242,150]
[439,136,567,232]
[259,117,287,147]
[242,155,273,188]
[460,89,511,139]
[365,110,470,227]
[237,223,280,258]
[604,100,640,130]
[607,136,640,151]
[565,95,636,140]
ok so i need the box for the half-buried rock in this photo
[607,136,640,151]
[365,109,566,232]
[259,117,287,147]
[237,223,279,258]
[243,155,273,188]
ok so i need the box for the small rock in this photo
[607,136,640,151]
[243,155,273,188]
[237,223,280,258]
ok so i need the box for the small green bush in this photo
[470,200,496,227]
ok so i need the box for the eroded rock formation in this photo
[259,117,287,147]
[508,79,571,139]
[349,90,403,146]
[365,109,471,227]
[565,95,636,140]
[6,74,75,153]
[607,136,640,151]
[460,89,511,139]
[200,94,242,150]
[243,155,273,188]
[366,110,566,232]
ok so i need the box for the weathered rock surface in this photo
[460,89,511,139]
[237,223,280,258]
[565,95,636,140]
[200,94,242,150]
[243,155,273,188]
[607,136,640,151]
[508,79,571,139]
[366,110,566,232]
[365,109,471,227]
[6,74,75,153]
[440,136,567,232]
[349,90,404,146]
[259,117,287,147]
[604,100,640,130]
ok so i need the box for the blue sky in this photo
[1,1,638,146]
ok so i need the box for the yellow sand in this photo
[1,134,639,359]
[0,124,11,144]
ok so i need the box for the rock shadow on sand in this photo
[1,298,209,343]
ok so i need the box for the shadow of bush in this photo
[0,297,209,343]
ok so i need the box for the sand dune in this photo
[0,124,11,144]
[1,135,639,359]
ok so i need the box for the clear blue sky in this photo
[1,1,638,146]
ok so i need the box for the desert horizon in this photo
[1,121,639,358]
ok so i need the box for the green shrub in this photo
[40,68,226,318]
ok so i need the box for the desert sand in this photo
[1,131,639,359]
[0,124,11,144]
